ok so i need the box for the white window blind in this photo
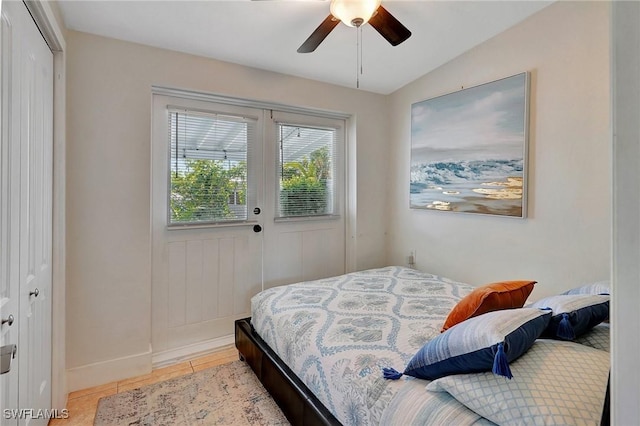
[168,108,257,225]
[277,124,337,218]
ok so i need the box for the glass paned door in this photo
[263,111,346,289]
[151,93,347,356]
[151,95,263,355]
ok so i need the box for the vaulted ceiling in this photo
[57,1,553,94]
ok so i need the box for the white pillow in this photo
[563,281,610,295]
[426,339,609,425]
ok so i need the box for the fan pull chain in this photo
[356,27,359,88]
[360,26,363,81]
[356,25,363,89]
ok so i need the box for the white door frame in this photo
[611,1,640,423]
[14,0,66,410]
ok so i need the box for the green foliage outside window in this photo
[171,160,246,223]
[169,145,331,221]
[280,146,331,216]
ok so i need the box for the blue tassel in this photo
[556,313,576,340]
[492,342,513,379]
[383,367,403,380]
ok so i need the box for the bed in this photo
[235,266,610,425]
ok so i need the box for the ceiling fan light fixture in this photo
[330,0,381,27]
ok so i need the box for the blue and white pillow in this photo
[529,294,609,340]
[426,340,610,426]
[563,280,610,296]
[383,308,551,381]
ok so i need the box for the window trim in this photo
[153,86,350,121]
[166,219,260,231]
[274,214,341,223]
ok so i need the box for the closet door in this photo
[0,1,53,424]
[0,4,20,422]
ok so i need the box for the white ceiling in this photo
[57,0,553,94]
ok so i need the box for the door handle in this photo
[253,224,262,233]
[1,314,14,327]
[29,288,39,297]
[0,344,17,375]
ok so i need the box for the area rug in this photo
[94,361,289,426]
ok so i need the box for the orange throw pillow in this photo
[441,280,536,332]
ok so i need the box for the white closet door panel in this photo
[1,1,53,424]
[0,6,19,423]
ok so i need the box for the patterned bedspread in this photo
[250,266,495,425]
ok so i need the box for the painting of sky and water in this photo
[410,72,529,217]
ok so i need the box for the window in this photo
[276,124,337,218]
[168,108,257,225]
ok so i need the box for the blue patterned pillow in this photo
[529,294,609,340]
[383,308,551,381]
[426,340,610,426]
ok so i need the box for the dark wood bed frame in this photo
[235,318,341,426]
[235,317,610,426]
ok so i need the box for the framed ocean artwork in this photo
[410,72,530,218]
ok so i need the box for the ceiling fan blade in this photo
[368,5,411,46]
[297,15,340,53]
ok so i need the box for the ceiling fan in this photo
[297,0,411,53]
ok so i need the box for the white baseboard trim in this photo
[66,345,153,392]
[65,336,236,392]
[152,334,235,369]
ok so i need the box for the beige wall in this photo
[386,1,610,299]
[65,31,389,389]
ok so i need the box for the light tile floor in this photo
[49,345,239,426]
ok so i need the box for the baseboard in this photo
[66,345,153,392]
[151,334,235,369]
[65,336,236,393]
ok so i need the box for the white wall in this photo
[386,1,610,300]
[65,31,389,390]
